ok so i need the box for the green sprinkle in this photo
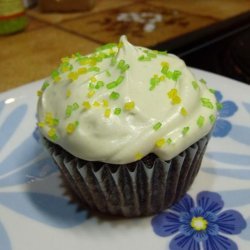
[209,114,216,124]
[65,105,73,117]
[117,59,125,68]
[88,66,100,72]
[209,88,216,94]
[75,120,79,126]
[192,81,199,90]
[51,70,59,78]
[150,75,161,90]
[116,75,125,84]
[106,81,117,89]
[161,66,169,75]
[167,138,172,144]
[172,70,182,81]
[166,70,173,79]
[96,43,117,52]
[95,81,104,89]
[41,82,49,91]
[72,102,79,110]
[201,97,214,109]
[216,102,223,111]
[53,118,59,126]
[200,78,207,84]
[109,91,120,100]
[153,122,162,131]
[197,115,205,128]
[114,108,121,115]
[182,126,190,135]
[106,70,111,77]
[89,82,95,89]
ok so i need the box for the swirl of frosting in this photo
[37,36,217,164]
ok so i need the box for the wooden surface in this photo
[0,0,249,93]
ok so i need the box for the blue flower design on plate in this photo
[151,191,246,250]
[213,91,238,137]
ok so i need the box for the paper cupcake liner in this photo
[43,134,210,217]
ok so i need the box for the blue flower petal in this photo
[215,91,223,102]
[179,224,194,236]
[0,221,11,250]
[197,191,224,214]
[204,211,218,223]
[0,157,58,187]
[169,233,200,250]
[179,212,192,224]
[205,152,250,166]
[151,212,180,237]
[170,193,194,213]
[190,206,205,217]
[193,231,208,242]
[203,235,238,250]
[219,101,238,118]
[0,192,88,228]
[243,102,250,114]
[0,134,47,175]
[0,104,27,151]
[217,210,247,235]
[207,223,219,236]
[213,119,232,137]
[229,125,250,146]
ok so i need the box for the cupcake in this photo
[37,35,217,217]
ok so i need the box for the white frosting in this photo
[37,36,217,164]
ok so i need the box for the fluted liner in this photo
[43,134,210,217]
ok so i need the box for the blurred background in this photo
[0,0,249,92]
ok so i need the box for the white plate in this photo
[0,68,250,250]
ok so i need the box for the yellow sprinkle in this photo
[160,75,165,81]
[93,101,100,107]
[90,76,97,83]
[161,61,169,68]
[102,99,109,107]
[87,90,95,98]
[66,123,76,134]
[83,101,91,109]
[78,67,87,75]
[48,128,56,137]
[37,122,45,128]
[66,89,71,98]
[181,107,188,116]
[104,108,111,118]
[135,152,143,161]
[167,88,178,98]
[61,57,69,63]
[37,90,43,97]
[54,76,61,83]
[155,138,166,148]
[118,41,124,48]
[124,101,135,111]
[172,95,181,104]
[68,72,78,81]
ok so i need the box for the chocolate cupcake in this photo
[37,36,217,217]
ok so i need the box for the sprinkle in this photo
[90,76,97,83]
[37,122,45,128]
[66,122,77,134]
[135,152,143,160]
[192,81,199,90]
[106,70,111,77]
[117,59,129,73]
[68,72,78,81]
[77,67,87,75]
[65,105,73,117]
[150,75,161,90]
[95,81,104,89]
[109,91,120,100]
[209,114,216,124]
[60,62,73,73]
[37,90,43,96]
[83,101,91,110]
[182,126,190,135]
[165,70,173,79]
[104,108,111,118]
[167,88,182,104]
[88,82,95,89]
[153,122,162,131]
[41,82,49,91]
[53,118,59,126]
[167,88,178,98]
[166,138,172,144]
[124,101,135,111]
[87,90,95,98]
[66,89,71,98]
[159,75,165,81]
[48,128,58,141]
[172,95,181,104]
[88,66,100,72]
[200,78,207,84]
[102,99,109,107]
[95,43,117,52]
[114,107,121,115]
[106,75,124,89]
[201,97,214,109]
[138,55,151,61]
[93,101,100,107]
[172,70,182,81]
[161,65,169,75]
[61,57,69,63]
[72,102,79,110]
[209,88,216,94]
[161,61,169,68]
[197,115,205,128]
[116,75,125,84]
[155,138,166,148]
[51,70,59,79]
[181,107,188,116]
[216,102,223,111]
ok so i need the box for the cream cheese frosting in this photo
[37,35,217,164]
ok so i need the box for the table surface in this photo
[0,0,249,93]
